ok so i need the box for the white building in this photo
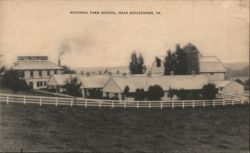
[12,56,63,89]
[102,75,209,100]
[199,56,226,81]
[47,74,110,97]
[47,74,76,92]
[213,80,244,96]
[150,56,165,75]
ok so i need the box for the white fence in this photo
[0,93,249,109]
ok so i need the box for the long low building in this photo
[47,73,244,100]
[102,75,209,100]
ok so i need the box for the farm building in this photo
[102,75,209,100]
[48,74,110,97]
[12,56,63,89]
[150,44,226,81]
[47,74,77,92]
[213,80,244,96]
[77,75,111,97]
[150,56,165,75]
[199,56,226,81]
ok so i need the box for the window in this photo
[210,72,214,75]
[54,70,57,74]
[20,71,24,78]
[39,70,42,77]
[44,81,47,86]
[47,70,50,76]
[156,58,161,67]
[30,70,33,78]
[37,82,39,87]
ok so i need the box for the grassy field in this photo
[0,102,249,152]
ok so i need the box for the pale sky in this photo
[0,0,249,68]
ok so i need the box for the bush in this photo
[147,85,164,101]
[134,88,146,101]
[202,83,218,99]
[1,69,31,93]
[64,78,82,97]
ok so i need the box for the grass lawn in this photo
[0,103,249,152]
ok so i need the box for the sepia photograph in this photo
[0,0,249,152]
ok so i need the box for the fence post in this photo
[192,101,195,108]
[99,101,101,108]
[70,99,73,107]
[232,97,235,105]
[124,101,126,108]
[223,98,225,106]
[39,98,42,106]
[213,100,215,107]
[241,97,244,105]
[182,101,184,109]
[6,95,9,104]
[55,98,58,106]
[172,100,174,109]
[23,96,26,105]
[160,101,163,109]
[149,102,151,109]
[85,100,87,108]
[203,100,205,108]
[137,101,139,109]
[112,101,114,108]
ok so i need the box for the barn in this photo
[102,75,209,100]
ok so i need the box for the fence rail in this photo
[0,93,249,109]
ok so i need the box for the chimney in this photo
[58,58,61,66]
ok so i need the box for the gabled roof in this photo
[13,60,63,70]
[103,75,209,93]
[212,80,232,88]
[48,74,76,86]
[77,75,111,89]
[200,56,226,73]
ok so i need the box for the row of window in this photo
[37,81,47,87]
[23,70,58,78]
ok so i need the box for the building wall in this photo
[22,69,63,89]
[151,60,164,75]
[102,79,122,93]
[201,72,225,81]
[221,81,244,95]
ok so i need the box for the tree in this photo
[147,85,164,101]
[64,77,82,97]
[1,69,31,93]
[134,89,146,101]
[201,83,218,99]
[129,51,146,74]
[61,65,76,74]
[164,44,188,75]
[124,85,130,97]
[164,50,175,75]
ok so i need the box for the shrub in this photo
[134,88,146,101]
[202,83,218,99]
[147,85,164,101]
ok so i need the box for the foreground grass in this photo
[0,103,249,152]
